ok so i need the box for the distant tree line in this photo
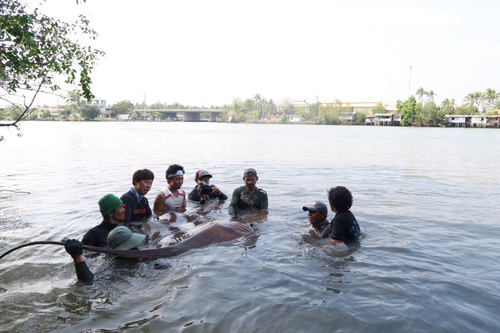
[219,94,278,122]
[398,87,500,127]
[3,88,498,126]
[133,101,216,110]
[0,90,102,122]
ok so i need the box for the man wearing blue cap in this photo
[303,201,330,237]
[81,194,125,247]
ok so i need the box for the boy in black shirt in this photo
[120,169,154,225]
[324,186,361,244]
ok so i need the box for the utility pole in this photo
[408,66,412,98]
[390,75,393,103]
[143,92,146,111]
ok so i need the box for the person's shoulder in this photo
[188,187,199,200]
[339,209,355,219]
[86,223,101,232]
[257,188,267,195]
[332,210,356,226]
[316,221,330,236]
[82,226,98,244]
[120,191,133,201]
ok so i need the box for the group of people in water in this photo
[64,165,361,283]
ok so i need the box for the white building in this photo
[88,98,108,117]
[288,115,306,122]
[116,114,130,120]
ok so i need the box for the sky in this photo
[26,0,500,107]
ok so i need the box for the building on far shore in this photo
[277,100,310,113]
[287,115,306,122]
[321,101,383,113]
[269,111,282,121]
[365,113,402,126]
[88,98,108,117]
[445,114,500,128]
[339,112,356,124]
[116,114,130,121]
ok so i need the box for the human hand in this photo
[329,238,342,245]
[212,186,221,196]
[65,239,83,258]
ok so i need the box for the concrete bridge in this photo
[135,109,224,122]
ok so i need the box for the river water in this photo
[1,122,499,332]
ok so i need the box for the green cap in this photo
[98,194,123,217]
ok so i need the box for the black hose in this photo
[0,241,180,260]
[0,241,65,259]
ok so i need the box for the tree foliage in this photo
[400,96,417,126]
[354,111,367,125]
[441,98,456,114]
[308,102,320,118]
[221,94,277,122]
[426,90,436,102]
[281,102,295,115]
[63,90,100,120]
[371,104,386,114]
[319,101,352,125]
[398,96,446,126]
[0,105,22,120]
[484,88,498,109]
[463,91,483,113]
[80,104,100,120]
[418,101,445,126]
[278,112,287,123]
[111,100,134,115]
[0,0,104,127]
[416,87,426,103]
[40,109,51,119]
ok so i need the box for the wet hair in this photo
[132,169,154,185]
[328,186,353,211]
[166,164,185,179]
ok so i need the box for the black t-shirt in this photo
[188,186,228,202]
[81,222,117,247]
[324,210,361,243]
[120,191,152,225]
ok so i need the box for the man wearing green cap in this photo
[81,194,125,247]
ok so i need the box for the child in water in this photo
[324,186,361,244]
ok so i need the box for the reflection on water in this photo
[1,122,500,332]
